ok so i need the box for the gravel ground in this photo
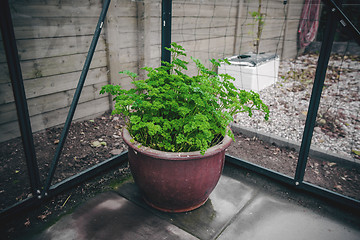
[234,53,360,161]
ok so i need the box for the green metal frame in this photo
[1,0,359,221]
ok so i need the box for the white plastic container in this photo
[218,53,279,92]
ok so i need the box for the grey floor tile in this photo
[33,192,198,240]
[217,194,360,240]
[117,174,257,240]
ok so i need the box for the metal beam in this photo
[294,2,338,184]
[322,0,360,45]
[42,0,112,195]
[48,152,128,196]
[0,0,41,196]
[0,152,128,222]
[226,155,360,212]
[225,155,294,185]
[161,0,172,64]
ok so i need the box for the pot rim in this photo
[122,127,233,161]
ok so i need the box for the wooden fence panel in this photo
[0,0,110,142]
[0,0,304,142]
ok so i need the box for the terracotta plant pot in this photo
[122,128,233,213]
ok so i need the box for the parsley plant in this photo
[100,43,269,154]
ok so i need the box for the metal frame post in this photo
[161,0,172,64]
[2,0,360,221]
[1,0,116,221]
[323,0,360,45]
[42,0,111,195]
[0,0,41,197]
[294,1,339,184]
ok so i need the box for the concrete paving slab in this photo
[217,194,360,240]
[30,163,360,240]
[33,192,198,240]
[117,174,257,240]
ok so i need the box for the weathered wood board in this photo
[0,0,110,142]
[0,0,304,142]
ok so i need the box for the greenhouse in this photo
[0,0,359,239]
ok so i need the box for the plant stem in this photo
[256,0,262,54]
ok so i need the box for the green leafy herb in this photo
[100,43,269,154]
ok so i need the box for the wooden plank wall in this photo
[281,0,305,59]
[171,0,304,68]
[106,0,161,89]
[171,0,239,76]
[105,0,305,100]
[0,0,111,142]
[0,0,304,142]
[234,0,305,60]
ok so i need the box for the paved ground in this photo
[33,163,360,240]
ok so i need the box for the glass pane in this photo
[170,0,308,177]
[8,0,116,187]
[303,2,360,200]
[304,51,360,200]
[0,33,31,210]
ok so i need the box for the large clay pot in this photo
[122,128,232,212]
